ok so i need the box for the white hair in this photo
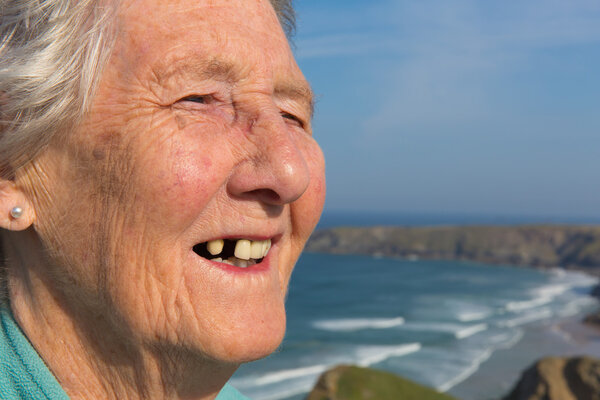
[0,0,295,179]
[0,0,117,178]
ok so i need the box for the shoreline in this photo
[448,313,600,400]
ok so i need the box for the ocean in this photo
[230,252,599,400]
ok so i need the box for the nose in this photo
[227,111,311,206]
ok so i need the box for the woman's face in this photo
[22,0,325,362]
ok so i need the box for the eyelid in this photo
[281,112,303,129]
[179,94,214,104]
[281,111,307,129]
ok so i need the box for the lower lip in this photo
[203,251,272,274]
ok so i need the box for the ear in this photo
[0,179,35,231]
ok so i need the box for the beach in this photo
[449,315,600,399]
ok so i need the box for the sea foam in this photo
[312,316,405,332]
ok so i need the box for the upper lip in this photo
[201,234,277,242]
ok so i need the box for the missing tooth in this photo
[193,239,264,264]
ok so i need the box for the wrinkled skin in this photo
[0,0,325,398]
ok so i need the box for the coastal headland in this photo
[306,225,600,274]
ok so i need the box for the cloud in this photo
[298,0,600,58]
[296,32,399,59]
[330,0,600,140]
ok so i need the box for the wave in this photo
[252,364,329,386]
[497,307,553,328]
[312,317,405,332]
[555,296,598,318]
[532,283,571,298]
[232,342,420,391]
[505,296,553,312]
[503,277,595,314]
[488,329,524,350]
[401,322,488,339]
[436,349,493,392]
[356,343,422,366]
[455,323,488,339]
[456,310,492,322]
[438,299,494,322]
[505,277,597,314]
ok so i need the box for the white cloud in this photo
[322,0,600,140]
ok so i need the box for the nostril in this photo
[245,188,282,205]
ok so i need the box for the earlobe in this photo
[0,180,35,231]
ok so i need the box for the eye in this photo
[178,94,214,104]
[281,111,304,128]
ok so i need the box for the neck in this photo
[4,229,237,400]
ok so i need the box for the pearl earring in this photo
[10,206,23,219]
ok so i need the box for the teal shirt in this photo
[0,305,249,399]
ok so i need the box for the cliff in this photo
[305,225,600,273]
[306,365,458,400]
[503,356,600,400]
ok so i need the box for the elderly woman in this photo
[0,0,325,398]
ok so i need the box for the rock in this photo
[590,284,600,299]
[503,356,600,400]
[305,226,600,273]
[305,364,459,400]
[584,310,600,327]
[582,285,600,327]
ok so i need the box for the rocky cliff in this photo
[305,225,600,273]
[503,356,600,400]
[306,365,458,400]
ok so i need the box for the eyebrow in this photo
[156,57,240,83]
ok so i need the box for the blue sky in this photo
[293,0,600,219]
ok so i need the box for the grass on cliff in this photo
[334,366,458,400]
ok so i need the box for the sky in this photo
[292,0,600,220]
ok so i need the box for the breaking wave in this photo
[312,317,405,332]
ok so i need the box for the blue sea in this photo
[231,253,599,400]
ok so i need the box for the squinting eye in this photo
[281,112,304,128]
[179,94,213,104]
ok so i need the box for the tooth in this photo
[262,239,271,257]
[207,239,224,255]
[211,257,222,263]
[221,259,234,265]
[234,239,251,260]
[250,240,264,259]
[235,259,249,268]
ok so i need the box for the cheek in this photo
[135,127,231,226]
[292,144,326,239]
[306,143,327,211]
[146,150,222,223]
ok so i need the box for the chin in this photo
[203,303,288,364]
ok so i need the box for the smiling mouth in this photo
[193,238,271,268]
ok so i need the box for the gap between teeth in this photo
[207,238,271,260]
